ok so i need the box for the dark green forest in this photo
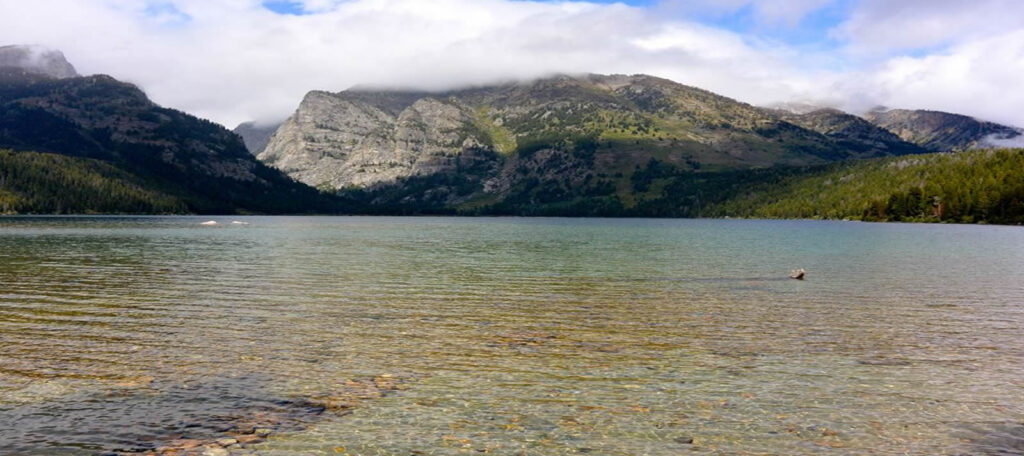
[703,148,1024,224]
[0,149,185,214]
[450,148,1024,224]
[3,143,1022,224]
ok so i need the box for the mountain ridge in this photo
[864,108,1023,152]
[775,108,927,156]
[260,73,910,193]
[3,45,1020,221]
[255,73,950,214]
[0,64,338,214]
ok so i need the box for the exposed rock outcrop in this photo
[260,91,491,189]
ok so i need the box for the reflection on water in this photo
[1,216,1023,455]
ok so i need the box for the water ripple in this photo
[0,216,1022,455]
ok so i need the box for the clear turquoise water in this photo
[0,216,1022,455]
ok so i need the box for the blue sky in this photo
[262,1,308,15]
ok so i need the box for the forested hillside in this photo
[0,149,186,214]
[381,148,1024,224]
[704,148,1024,224]
[0,69,340,214]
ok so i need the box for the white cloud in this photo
[0,0,1021,130]
[984,134,1024,148]
[0,0,827,126]
[846,29,1024,127]
[833,0,1024,54]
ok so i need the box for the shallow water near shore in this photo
[1,216,1023,455]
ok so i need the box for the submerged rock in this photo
[111,374,417,456]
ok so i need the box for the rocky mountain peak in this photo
[0,45,79,79]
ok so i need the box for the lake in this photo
[1,216,1022,455]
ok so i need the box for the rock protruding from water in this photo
[0,45,79,79]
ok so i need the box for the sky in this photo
[1,0,1022,129]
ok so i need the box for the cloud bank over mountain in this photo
[1,0,1020,128]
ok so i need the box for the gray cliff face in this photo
[0,45,78,79]
[260,91,489,189]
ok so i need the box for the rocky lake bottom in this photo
[1,216,1022,455]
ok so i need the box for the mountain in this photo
[776,108,927,157]
[0,45,78,79]
[864,108,1023,152]
[234,121,281,155]
[0,55,337,214]
[260,74,929,214]
[6,46,1016,219]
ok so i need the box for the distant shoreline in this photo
[1,213,1020,227]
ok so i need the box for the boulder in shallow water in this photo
[215,438,237,447]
